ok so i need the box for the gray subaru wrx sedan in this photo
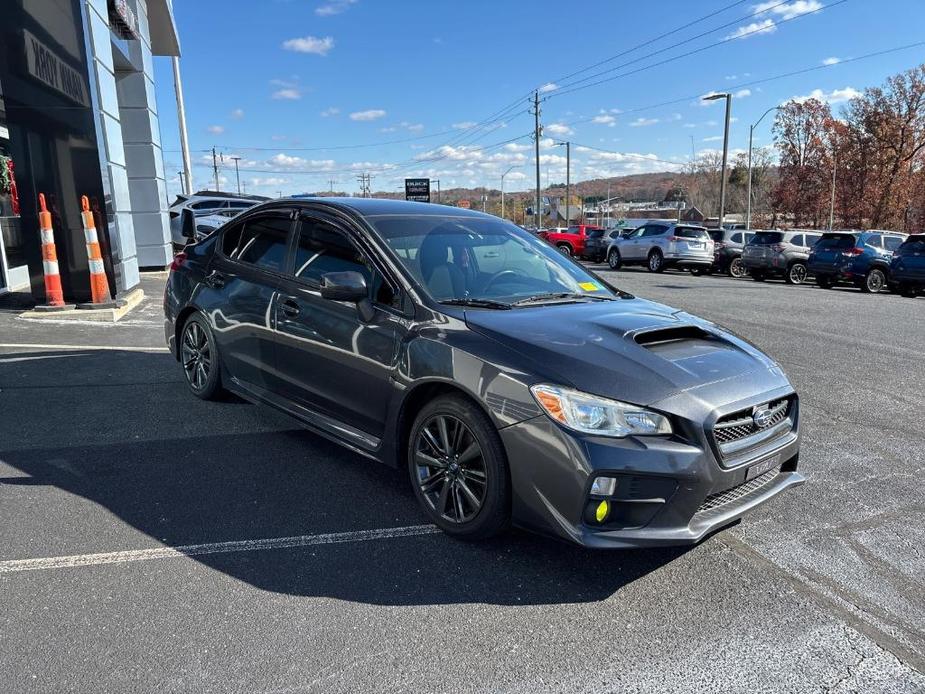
[164,198,804,548]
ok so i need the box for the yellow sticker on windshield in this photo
[579,282,600,292]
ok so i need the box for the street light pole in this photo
[231,156,241,195]
[703,92,732,228]
[171,57,193,195]
[829,143,837,230]
[746,105,781,230]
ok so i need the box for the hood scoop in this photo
[633,325,713,347]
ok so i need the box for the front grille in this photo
[712,397,793,458]
[697,467,780,513]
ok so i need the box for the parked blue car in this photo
[891,233,925,298]
[807,230,906,293]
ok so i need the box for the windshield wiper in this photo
[439,298,512,310]
[512,292,615,306]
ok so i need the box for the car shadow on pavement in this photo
[0,349,690,606]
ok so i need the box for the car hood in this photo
[464,298,781,407]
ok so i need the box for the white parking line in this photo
[0,525,440,574]
[0,343,169,353]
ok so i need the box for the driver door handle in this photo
[280,297,300,317]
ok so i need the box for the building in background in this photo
[0,0,179,302]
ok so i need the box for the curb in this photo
[19,288,145,323]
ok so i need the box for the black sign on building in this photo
[404,178,430,203]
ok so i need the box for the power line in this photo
[547,0,850,100]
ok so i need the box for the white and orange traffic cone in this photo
[37,193,65,308]
[80,195,112,305]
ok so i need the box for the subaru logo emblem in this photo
[753,407,773,428]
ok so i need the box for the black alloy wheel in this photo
[728,257,746,278]
[181,315,222,399]
[409,395,509,539]
[786,262,808,285]
[863,268,886,293]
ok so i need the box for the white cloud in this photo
[400,121,424,132]
[703,135,723,142]
[250,177,287,187]
[320,107,340,117]
[504,142,531,152]
[272,88,301,100]
[725,74,738,81]
[726,18,776,40]
[727,1,822,40]
[315,0,357,16]
[538,154,567,165]
[207,125,224,134]
[683,123,696,128]
[546,123,573,136]
[271,134,287,141]
[379,126,397,133]
[734,88,752,98]
[282,36,335,56]
[452,121,477,130]
[539,82,558,93]
[350,109,387,121]
[629,117,658,127]
[791,86,860,104]
[822,56,840,65]
[592,114,616,125]
[266,153,337,170]
[230,108,244,120]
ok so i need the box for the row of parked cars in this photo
[536,221,925,297]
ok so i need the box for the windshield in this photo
[368,214,619,304]
[750,232,784,245]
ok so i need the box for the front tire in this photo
[786,262,808,285]
[408,395,510,540]
[607,248,622,270]
[647,249,665,273]
[180,314,223,400]
[862,268,886,293]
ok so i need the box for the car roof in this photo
[284,196,494,219]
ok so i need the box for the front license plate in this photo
[746,454,780,481]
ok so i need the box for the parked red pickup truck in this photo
[539,225,606,260]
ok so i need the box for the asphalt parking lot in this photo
[1,269,923,693]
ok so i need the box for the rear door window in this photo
[883,235,904,252]
[233,215,292,272]
[731,233,743,243]
[643,224,667,237]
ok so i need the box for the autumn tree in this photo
[772,98,834,227]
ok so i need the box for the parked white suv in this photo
[606,222,714,273]
[169,191,267,247]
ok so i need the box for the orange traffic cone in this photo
[38,193,65,307]
[80,195,112,305]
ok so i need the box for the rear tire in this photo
[408,395,510,540]
[750,270,766,282]
[647,249,665,273]
[728,257,746,278]
[899,282,918,298]
[607,247,622,270]
[862,268,886,294]
[690,268,704,276]
[557,244,572,257]
[816,275,833,289]
[785,262,808,285]
[179,314,223,400]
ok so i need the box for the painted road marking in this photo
[0,525,440,574]
[0,343,169,353]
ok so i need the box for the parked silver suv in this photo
[741,230,822,284]
[169,191,267,248]
[606,222,714,273]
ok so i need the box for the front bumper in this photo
[499,388,803,548]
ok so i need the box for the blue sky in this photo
[153,0,925,198]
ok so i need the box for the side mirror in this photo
[320,271,368,302]
[181,208,196,240]
[321,271,375,321]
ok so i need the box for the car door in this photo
[620,226,646,260]
[273,211,409,442]
[204,208,295,395]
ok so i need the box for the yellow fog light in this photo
[595,500,610,523]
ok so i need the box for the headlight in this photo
[530,385,672,437]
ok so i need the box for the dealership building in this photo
[0,0,179,302]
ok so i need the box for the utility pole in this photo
[606,182,611,225]
[230,156,241,195]
[746,105,781,230]
[172,57,193,195]
[532,90,542,229]
[177,171,185,193]
[829,142,837,230]
[328,178,336,195]
[565,141,570,226]
[211,147,220,191]
[434,179,440,204]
